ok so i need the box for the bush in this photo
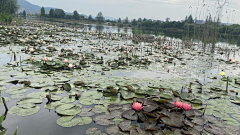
[0,13,13,24]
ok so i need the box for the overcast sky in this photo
[26,0,240,24]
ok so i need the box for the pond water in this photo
[1,21,240,135]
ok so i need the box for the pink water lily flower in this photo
[63,59,68,63]
[132,102,144,111]
[68,64,73,68]
[29,48,34,52]
[173,100,183,108]
[182,103,193,111]
[43,57,48,61]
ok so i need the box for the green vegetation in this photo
[0,13,13,24]
[0,0,18,24]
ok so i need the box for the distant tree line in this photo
[38,7,240,35]
[40,7,105,24]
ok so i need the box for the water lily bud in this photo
[68,64,73,68]
[29,48,34,52]
[58,53,61,56]
[63,59,68,63]
[31,57,34,60]
[68,48,72,51]
[49,45,53,48]
[75,93,81,99]
[46,94,51,101]
[43,57,48,61]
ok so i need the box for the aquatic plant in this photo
[220,71,226,76]
[132,102,144,111]
[182,103,193,111]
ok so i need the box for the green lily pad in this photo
[122,110,138,120]
[160,112,184,127]
[8,106,40,116]
[78,117,92,125]
[105,124,120,134]
[93,114,115,126]
[56,116,81,127]
[55,104,81,116]
[60,97,75,103]
[180,92,195,101]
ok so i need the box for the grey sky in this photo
[27,0,240,24]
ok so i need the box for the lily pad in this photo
[55,104,81,116]
[122,110,138,120]
[8,106,40,116]
[105,124,120,134]
[57,116,81,127]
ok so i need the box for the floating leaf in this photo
[55,104,81,116]
[8,106,40,116]
[59,97,75,103]
[144,119,159,131]
[105,124,120,134]
[78,117,92,125]
[17,98,42,105]
[160,112,184,127]
[118,120,132,132]
[57,116,81,127]
[108,104,123,112]
[143,99,159,112]
[63,83,71,91]
[93,114,115,126]
[180,92,195,101]
[122,110,138,120]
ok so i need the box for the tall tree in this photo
[0,0,19,14]
[124,17,129,24]
[54,9,65,18]
[96,12,104,24]
[88,15,92,21]
[41,7,45,17]
[143,18,147,21]
[187,15,193,24]
[185,16,188,22]
[118,18,121,23]
[49,9,54,18]
[73,10,79,20]
[137,18,142,22]
[132,19,137,25]
[23,10,26,17]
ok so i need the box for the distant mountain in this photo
[17,0,116,20]
[17,0,57,14]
